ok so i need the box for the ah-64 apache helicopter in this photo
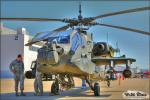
[1,3,150,96]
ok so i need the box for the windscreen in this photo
[31,29,73,43]
[48,29,72,44]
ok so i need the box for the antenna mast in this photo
[116,42,121,56]
[78,1,82,20]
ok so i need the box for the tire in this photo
[51,81,60,95]
[123,69,132,78]
[94,82,100,96]
[25,71,32,79]
[51,82,55,94]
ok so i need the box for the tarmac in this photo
[0,78,149,100]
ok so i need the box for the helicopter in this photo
[1,3,150,96]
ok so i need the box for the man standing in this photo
[9,54,25,96]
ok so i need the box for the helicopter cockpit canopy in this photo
[31,29,73,45]
[48,29,72,44]
[37,29,74,65]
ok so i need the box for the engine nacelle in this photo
[92,42,109,56]
[25,71,35,79]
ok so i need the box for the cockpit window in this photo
[31,61,36,69]
[57,36,70,44]
[47,29,72,44]
[48,36,70,44]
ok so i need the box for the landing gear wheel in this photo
[123,69,132,78]
[51,80,60,95]
[25,71,33,79]
[94,82,100,96]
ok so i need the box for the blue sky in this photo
[1,1,150,70]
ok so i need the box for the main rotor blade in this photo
[33,25,70,40]
[0,17,64,22]
[93,6,150,19]
[53,24,70,32]
[25,24,70,46]
[95,23,150,35]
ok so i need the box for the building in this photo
[0,23,41,78]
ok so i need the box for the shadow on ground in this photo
[0,87,111,100]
